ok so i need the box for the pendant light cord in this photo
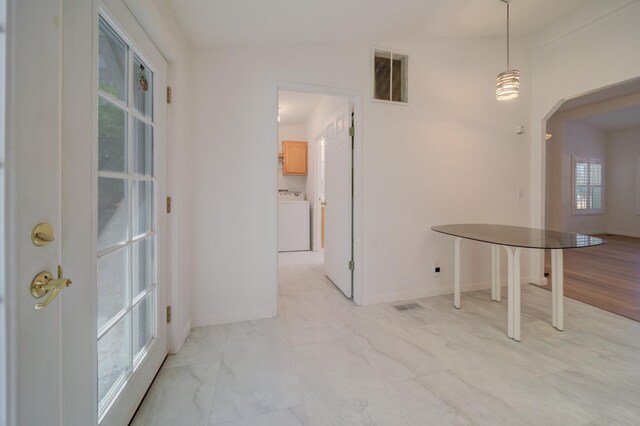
[496,0,519,100]
[506,1,510,70]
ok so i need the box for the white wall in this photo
[607,127,640,237]
[529,0,640,274]
[187,36,532,324]
[363,39,531,302]
[563,121,606,233]
[277,123,307,191]
[545,118,606,234]
[545,116,561,231]
[158,0,640,327]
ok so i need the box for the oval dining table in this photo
[432,224,606,341]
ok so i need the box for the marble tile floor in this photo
[132,252,640,425]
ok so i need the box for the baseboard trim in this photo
[361,280,493,305]
[172,319,192,353]
[167,318,192,354]
[191,308,275,327]
[605,230,640,239]
[526,275,548,286]
[181,319,192,341]
[361,276,550,306]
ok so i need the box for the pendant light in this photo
[496,0,519,100]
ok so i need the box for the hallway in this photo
[132,253,640,425]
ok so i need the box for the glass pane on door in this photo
[98,20,127,103]
[133,293,154,361]
[99,97,127,172]
[98,177,128,251]
[132,55,153,118]
[97,247,128,330]
[133,119,153,176]
[132,236,154,297]
[97,17,157,420]
[98,315,130,408]
[133,180,153,237]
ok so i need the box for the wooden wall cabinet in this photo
[281,140,308,176]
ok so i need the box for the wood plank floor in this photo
[542,234,640,322]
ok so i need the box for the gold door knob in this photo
[30,266,72,310]
[31,223,55,247]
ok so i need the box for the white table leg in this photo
[454,237,461,309]
[552,249,564,331]
[513,247,521,341]
[551,250,557,328]
[504,246,522,341]
[492,244,501,301]
[505,247,514,338]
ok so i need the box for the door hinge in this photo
[167,86,172,104]
[349,126,354,137]
[166,306,172,323]
[348,260,354,271]
[166,196,172,213]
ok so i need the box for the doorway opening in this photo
[276,86,359,305]
[542,77,640,322]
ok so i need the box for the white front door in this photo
[323,98,353,297]
[8,1,69,425]
[7,1,167,425]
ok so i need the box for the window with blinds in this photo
[573,156,603,214]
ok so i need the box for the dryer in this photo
[278,191,310,252]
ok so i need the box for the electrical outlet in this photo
[433,262,441,277]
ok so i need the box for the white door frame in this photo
[274,82,363,305]
[314,131,325,253]
[123,0,192,355]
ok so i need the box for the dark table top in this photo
[431,224,606,249]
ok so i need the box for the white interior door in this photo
[323,98,353,297]
[7,1,167,425]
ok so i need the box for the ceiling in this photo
[165,0,589,48]
[278,91,325,126]
[555,78,640,133]
[581,106,640,132]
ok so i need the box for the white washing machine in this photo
[278,191,310,252]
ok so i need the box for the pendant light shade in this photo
[496,69,520,100]
[496,0,519,101]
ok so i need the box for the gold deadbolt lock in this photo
[31,265,72,310]
[31,223,55,247]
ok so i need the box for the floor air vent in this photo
[393,303,423,311]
